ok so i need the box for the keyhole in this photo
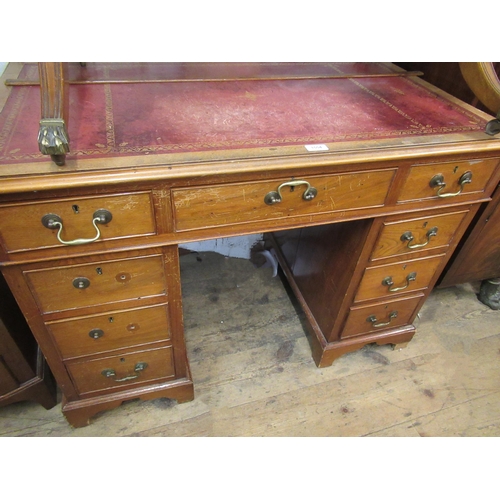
[453,166,459,173]
[72,205,80,214]
[96,267,103,275]
[423,221,428,228]
[109,317,114,323]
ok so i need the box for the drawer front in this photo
[172,169,396,231]
[24,254,166,314]
[342,295,423,339]
[66,346,175,396]
[398,158,498,203]
[371,210,468,261]
[46,303,171,360]
[0,192,156,253]
[354,254,444,303]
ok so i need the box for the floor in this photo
[1,250,499,437]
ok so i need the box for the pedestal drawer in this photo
[370,209,469,261]
[341,294,424,339]
[24,254,167,314]
[0,192,156,254]
[66,345,176,396]
[354,254,444,303]
[172,169,395,231]
[398,158,498,203]
[46,303,171,360]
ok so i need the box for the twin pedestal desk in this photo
[1,63,499,426]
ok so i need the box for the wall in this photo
[180,234,263,260]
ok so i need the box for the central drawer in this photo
[24,254,167,314]
[172,169,396,231]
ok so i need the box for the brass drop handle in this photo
[400,226,438,249]
[367,311,398,328]
[429,171,472,198]
[41,209,113,246]
[264,180,318,205]
[382,272,417,292]
[101,362,148,382]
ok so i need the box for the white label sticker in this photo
[305,144,329,152]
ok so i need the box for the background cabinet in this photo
[397,63,500,303]
[0,272,57,409]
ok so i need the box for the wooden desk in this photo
[1,62,499,426]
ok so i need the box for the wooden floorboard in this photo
[0,251,499,437]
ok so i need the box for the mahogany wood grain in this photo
[370,209,470,261]
[172,169,396,231]
[37,63,70,165]
[272,219,373,340]
[66,345,175,396]
[24,253,167,314]
[38,63,69,122]
[0,191,156,254]
[341,294,424,339]
[46,302,171,360]
[354,254,445,303]
[398,158,499,203]
[61,376,194,428]
[2,63,500,425]
[459,63,500,114]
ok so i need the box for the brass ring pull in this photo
[101,362,148,382]
[429,171,472,198]
[41,209,112,246]
[400,226,438,249]
[382,272,417,292]
[264,180,318,205]
[367,311,398,328]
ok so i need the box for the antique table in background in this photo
[1,62,499,426]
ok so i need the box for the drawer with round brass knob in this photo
[45,303,171,359]
[23,253,167,314]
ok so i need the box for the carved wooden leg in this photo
[37,63,70,165]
